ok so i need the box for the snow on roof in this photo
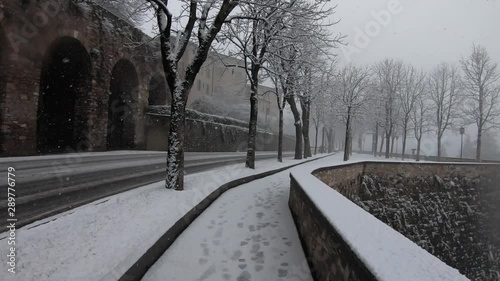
[290,160,470,281]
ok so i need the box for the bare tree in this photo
[373,59,405,158]
[265,70,287,162]
[333,64,372,161]
[460,44,500,161]
[399,65,425,159]
[365,86,386,157]
[145,0,238,190]
[310,71,332,155]
[411,88,431,161]
[261,6,342,160]
[221,0,336,167]
[428,62,463,160]
[311,98,325,155]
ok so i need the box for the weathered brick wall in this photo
[0,0,159,156]
[312,162,500,281]
[289,177,377,281]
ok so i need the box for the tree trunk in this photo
[385,131,391,159]
[321,126,325,153]
[416,137,421,162]
[286,96,302,159]
[349,127,353,156]
[300,98,312,158]
[327,128,334,153]
[390,136,395,155]
[373,123,379,157]
[358,132,363,153]
[437,135,442,161]
[402,122,407,160]
[476,126,482,162]
[165,90,186,190]
[343,111,351,161]
[245,68,259,169]
[379,136,385,156]
[332,129,336,152]
[314,125,319,155]
[277,108,284,162]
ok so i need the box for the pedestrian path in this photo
[142,169,314,281]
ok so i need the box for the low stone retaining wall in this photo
[289,161,498,281]
[145,112,295,152]
[289,176,376,281]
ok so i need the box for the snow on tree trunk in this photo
[300,98,312,159]
[287,96,303,159]
[165,93,186,190]
[343,107,351,161]
[246,76,259,169]
[278,108,284,162]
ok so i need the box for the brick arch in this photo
[36,36,92,153]
[107,58,139,150]
[148,73,171,106]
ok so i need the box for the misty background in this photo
[136,0,500,159]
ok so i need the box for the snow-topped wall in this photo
[145,108,295,152]
[308,162,500,281]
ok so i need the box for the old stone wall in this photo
[312,162,500,281]
[0,0,158,156]
[145,113,295,152]
[289,177,377,281]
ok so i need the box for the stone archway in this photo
[37,36,92,154]
[107,59,139,150]
[148,74,170,106]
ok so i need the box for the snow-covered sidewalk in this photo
[0,154,328,281]
[142,168,314,281]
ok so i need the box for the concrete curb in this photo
[118,154,334,281]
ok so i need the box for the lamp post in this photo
[460,127,465,161]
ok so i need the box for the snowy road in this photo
[142,169,313,281]
[0,151,293,228]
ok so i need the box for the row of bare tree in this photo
[313,45,500,163]
[104,0,343,190]
[98,0,498,190]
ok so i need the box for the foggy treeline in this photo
[314,45,499,162]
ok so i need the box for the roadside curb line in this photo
[117,154,334,281]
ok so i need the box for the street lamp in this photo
[459,127,465,161]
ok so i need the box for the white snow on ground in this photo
[290,156,470,281]
[142,168,314,281]
[0,153,327,281]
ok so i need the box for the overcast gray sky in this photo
[333,0,500,69]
